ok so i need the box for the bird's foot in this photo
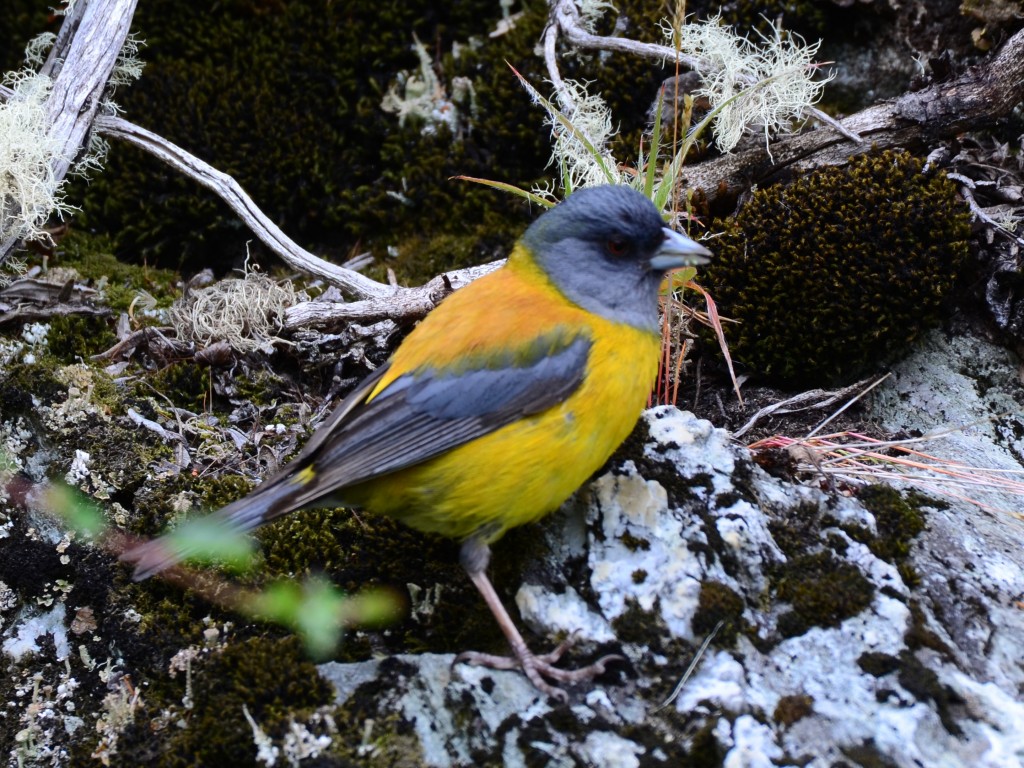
[455,636,623,702]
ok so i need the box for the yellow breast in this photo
[347,247,662,542]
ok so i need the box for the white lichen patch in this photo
[575,731,645,768]
[21,321,49,346]
[585,466,705,638]
[242,706,335,768]
[7,661,82,767]
[1,416,34,479]
[515,583,615,643]
[381,35,478,137]
[666,15,830,152]
[3,603,70,660]
[40,364,107,432]
[65,449,91,486]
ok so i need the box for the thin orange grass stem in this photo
[651,19,686,409]
[672,335,690,406]
[660,297,673,404]
[750,433,1024,515]
[689,282,742,405]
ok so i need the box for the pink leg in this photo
[455,538,623,702]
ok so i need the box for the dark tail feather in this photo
[121,473,305,580]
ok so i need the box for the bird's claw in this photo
[455,637,624,702]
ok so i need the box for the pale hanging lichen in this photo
[665,15,830,152]
[0,70,76,247]
[517,76,627,198]
[23,33,56,68]
[0,30,146,271]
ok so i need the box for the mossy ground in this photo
[86,636,335,768]
[0,250,507,766]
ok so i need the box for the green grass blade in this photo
[508,63,617,186]
[644,87,665,199]
[452,176,554,208]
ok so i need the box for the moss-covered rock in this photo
[772,550,875,638]
[843,484,932,586]
[703,150,971,385]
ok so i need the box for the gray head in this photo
[521,185,712,331]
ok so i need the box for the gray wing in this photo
[291,333,592,502]
[124,332,591,579]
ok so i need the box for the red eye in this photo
[607,238,628,256]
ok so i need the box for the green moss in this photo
[854,485,928,562]
[255,505,509,659]
[0,359,174,510]
[857,651,901,677]
[904,600,952,656]
[0,358,66,413]
[768,502,831,558]
[46,314,117,362]
[619,531,652,552]
[227,368,289,408]
[838,486,929,589]
[703,150,972,385]
[772,551,875,638]
[112,636,333,767]
[122,582,227,652]
[773,693,814,727]
[141,361,210,411]
[0,2,57,73]
[55,231,181,314]
[685,718,727,767]
[895,651,964,736]
[129,471,242,537]
[692,580,745,646]
[257,507,356,578]
[611,598,667,646]
[197,474,255,510]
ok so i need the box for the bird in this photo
[122,184,712,700]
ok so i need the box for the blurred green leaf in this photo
[45,484,108,540]
[245,577,401,659]
[163,517,257,571]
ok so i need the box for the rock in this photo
[316,406,1024,767]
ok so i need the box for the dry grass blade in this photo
[749,430,1024,518]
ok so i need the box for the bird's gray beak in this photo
[648,227,712,271]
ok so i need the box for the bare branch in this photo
[44,0,138,183]
[550,0,700,70]
[93,115,395,300]
[281,262,501,329]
